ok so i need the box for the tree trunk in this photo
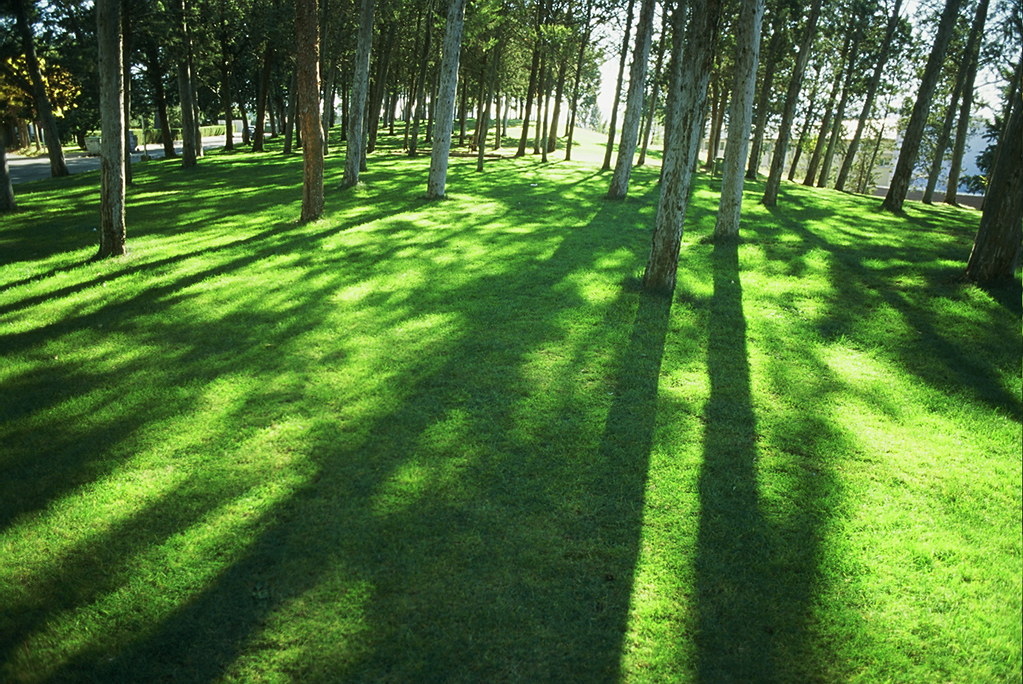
[409,0,433,156]
[142,44,176,156]
[426,0,467,199]
[834,0,903,191]
[96,0,126,258]
[343,0,374,187]
[221,58,234,151]
[253,44,272,152]
[297,0,324,222]
[601,0,637,171]
[546,55,568,152]
[13,0,69,177]
[945,0,989,206]
[517,3,544,159]
[761,0,823,206]
[607,0,656,198]
[1,127,16,212]
[803,33,850,186]
[745,5,788,180]
[638,13,669,167]
[643,0,724,293]
[881,0,963,212]
[240,102,250,145]
[817,14,868,188]
[368,24,395,154]
[122,1,133,186]
[565,0,591,161]
[713,0,766,239]
[458,73,470,147]
[177,52,198,167]
[964,92,1021,283]
[284,71,298,154]
[922,74,964,203]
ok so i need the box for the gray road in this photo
[7,136,229,185]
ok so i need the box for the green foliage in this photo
[0,129,1019,682]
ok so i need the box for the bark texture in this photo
[426,0,467,199]
[96,0,126,259]
[714,0,765,238]
[761,0,823,206]
[881,0,963,212]
[945,0,989,205]
[607,0,657,199]
[964,92,1022,283]
[343,0,375,186]
[643,0,723,293]
[297,0,324,222]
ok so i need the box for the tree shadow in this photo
[695,238,827,681]
[5,170,674,681]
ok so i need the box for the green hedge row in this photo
[87,125,229,145]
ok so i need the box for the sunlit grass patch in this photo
[1,133,1019,682]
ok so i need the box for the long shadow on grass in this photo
[762,200,1022,422]
[695,238,824,681]
[21,174,666,681]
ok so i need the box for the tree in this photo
[761,0,823,206]
[964,88,1021,284]
[745,2,788,180]
[1,126,15,212]
[600,0,636,172]
[880,0,963,213]
[643,0,724,293]
[834,0,904,192]
[425,0,467,199]
[714,0,765,239]
[944,0,990,206]
[12,0,70,177]
[296,0,323,221]
[174,0,199,167]
[606,0,656,199]
[343,0,374,187]
[95,0,126,259]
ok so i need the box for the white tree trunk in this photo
[643,0,723,293]
[607,0,657,199]
[714,0,765,238]
[97,0,126,258]
[343,0,374,187]
[426,0,468,199]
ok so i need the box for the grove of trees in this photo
[0,0,1020,282]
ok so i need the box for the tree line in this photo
[1,0,1020,286]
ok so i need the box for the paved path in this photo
[7,136,229,185]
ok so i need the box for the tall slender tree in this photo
[96,0,126,259]
[1,128,16,212]
[12,0,70,177]
[426,0,467,199]
[343,0,375,186]
[745,3,788,180]
[761,0,823,206]
[644,0,724,293]
[714,0,766,239]
[834,0,903,191]
[607,0,656,199]
[601,0,636,171]
[296,0,323,221]
[881,0,963,212]
[945,0,990,205]
[964,89,1021,283]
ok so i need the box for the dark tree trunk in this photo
[96,0,126,258]
[1,127,16,212]
[284,71,298,154]
[601,0,636,171]
[746,5,788,180]
[835,0,903,191]
[516,39,541,157]
[546,54,568,152]
[817,12,869,188]
[881,0,963,212]
[409,0,433,156]
[964,92,1021,283]
[368,23,395,153]
[122,0,133,186]
[762,0,823,206]
[253,44,272,152]
[297,0,324,222]
[922,73,964,203]
[945,0,990,206]
[240,102,250,145]
[565,0,592,161]
[803,31,851,186]
[637,12,668,167]
[12,0,69,177]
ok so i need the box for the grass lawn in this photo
[1,128,1020,682]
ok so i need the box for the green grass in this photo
[1,127,1020,683]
